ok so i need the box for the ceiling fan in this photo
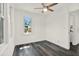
[34,3,58,13]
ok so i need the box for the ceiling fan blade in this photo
[34,8,43,9]
[47,3,58,7]
[48,8,54,12]
[41,3,46,7]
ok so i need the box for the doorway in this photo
[69,10,79,46]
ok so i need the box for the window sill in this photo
[24,32,31,35]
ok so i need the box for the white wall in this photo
[46,4,70,49]
[14,8,46,45]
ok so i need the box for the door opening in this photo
[69,10,79,50]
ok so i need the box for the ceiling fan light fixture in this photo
[43,8,47,12]
[34,3,58,13]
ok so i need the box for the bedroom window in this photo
[0,3,4,44]
[0,16,4,44]
[24,16,31,34]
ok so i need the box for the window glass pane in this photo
[24,16,31,34]
[0,17,4,44]
[0,4,4,44]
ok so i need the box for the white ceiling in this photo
[11,3,79,14]
[11,3,59,14]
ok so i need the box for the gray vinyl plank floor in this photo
[13,40,79,56]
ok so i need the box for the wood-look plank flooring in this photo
[13,40,79,56]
